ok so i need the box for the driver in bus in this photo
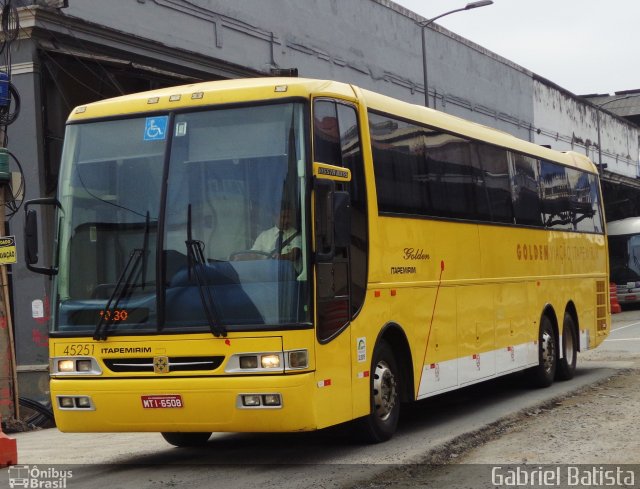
[251,206,301,262]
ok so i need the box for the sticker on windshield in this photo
[144,116,168,141]
[175,121,188,137]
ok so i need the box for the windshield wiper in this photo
[93,248,145,341]
[185,205,227,338]
[93,212,151,341]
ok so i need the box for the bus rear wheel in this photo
[354,340,400,443]
[528,315,557,388]
[556,313,577,380]
[161,432,212,447]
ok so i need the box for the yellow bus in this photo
[24,78,610,445]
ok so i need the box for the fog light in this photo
[76,397,92,408]
[59,397,75,408]
[242,395,261,407]
[262,394,281,406]
[58,360,75,373]
[76,360,93,372]
[288,350,308,369]
[261,354,280,369]
[239,355,258,369]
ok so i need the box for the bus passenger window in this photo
[510,153,543,227]
[474,144,514,224]
[540,160,573,230]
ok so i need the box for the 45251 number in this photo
[62,344,95,356]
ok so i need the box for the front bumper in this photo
[51,372,317,433]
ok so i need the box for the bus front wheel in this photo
[161,432,212,447]
[355,339,400,443]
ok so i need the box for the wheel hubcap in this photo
[373,360,397,421]
[541,330,555,373]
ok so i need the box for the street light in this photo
[419,1,494,108]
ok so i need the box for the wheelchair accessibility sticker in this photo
[144,116,168,141]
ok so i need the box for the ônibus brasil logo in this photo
[7,465,73,488]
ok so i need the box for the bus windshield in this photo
[55,102,310,335]
[609,234,640,284]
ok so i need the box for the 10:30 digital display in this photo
[99,309,130,321]
[67,308,150,326]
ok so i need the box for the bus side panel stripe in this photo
[417,341,539,399]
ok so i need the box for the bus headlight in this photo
[226,352,285,373]
[226,350,309,373]
[76,396,93,408]
[58,396,75,408]
[57,395,95,410]
[238,393,282,409]
[58,360,75,373]
[260,354,281,369]
[262,394,282,406]
[239,356,258,369]
[287,350,308,369]
[51,357,102,376]
[76,359,93,372]
[241,395,261,407]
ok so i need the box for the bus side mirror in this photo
[25,209,39,265]
[24,198,62,275]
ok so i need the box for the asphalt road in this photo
[1,311,637,489]
[602,306,640,353]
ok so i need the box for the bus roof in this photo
[69,77,597,174]
[607,217,640,236]
[67,77,356,122]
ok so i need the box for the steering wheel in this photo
[228,250,273,261]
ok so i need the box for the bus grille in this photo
[104,356,225,373]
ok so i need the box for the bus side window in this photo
[313,99,369,320]
[474,143,514,224]
[336,103,367,316]
[313,101,341,166]
[510,153,543,227]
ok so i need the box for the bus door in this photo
[311,98,363,427]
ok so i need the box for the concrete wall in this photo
[533,80,639,178]
[54,0,636,168]
[56,0,535,138]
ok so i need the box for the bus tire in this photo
[354,339,400,443]
[528,315,557,388]
[161,432,212,447]
[556,313,577,381]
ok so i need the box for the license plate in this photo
[141,395,183,409]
